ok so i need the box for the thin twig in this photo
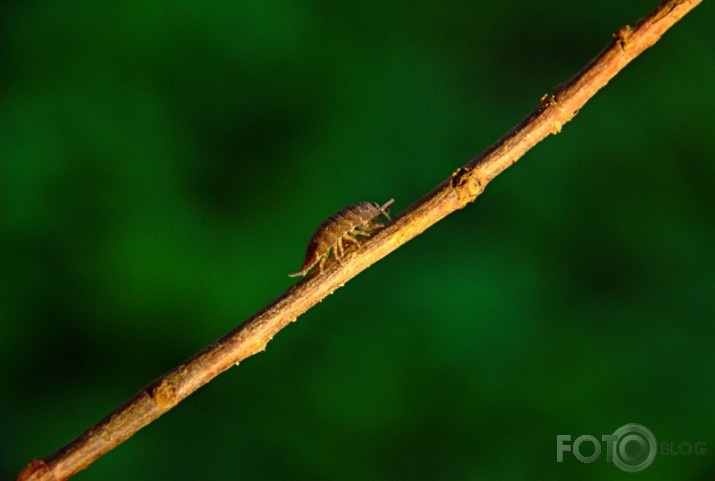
[17,1,702,479]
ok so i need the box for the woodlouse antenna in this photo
[379,198,395,220]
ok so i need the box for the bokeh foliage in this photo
[2,1,714,480]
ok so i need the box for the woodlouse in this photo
[289,199,395,277]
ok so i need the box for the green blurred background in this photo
[2,1,713,479]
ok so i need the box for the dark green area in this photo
[2,1,713,480]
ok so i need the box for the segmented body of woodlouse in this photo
[289,199,395,277]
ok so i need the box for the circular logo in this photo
[611,423,657,472]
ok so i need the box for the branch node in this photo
[150,378,179,409]
[16,459,55,481]
[451,167,485,203]
[614,25,632,50]
[540,94,567,134]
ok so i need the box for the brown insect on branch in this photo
[17,1,702,479]
[288,199,395,278]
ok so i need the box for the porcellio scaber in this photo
[289,199,395,277]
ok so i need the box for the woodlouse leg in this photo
[364,220,387,235]
[317,254,327,274]
[289,259,316,277]
[350,224,368,239]
[343,232,360,247]
[357,228,372,237]
[335,239,345,264]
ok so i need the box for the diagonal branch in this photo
[17,1,702,479]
